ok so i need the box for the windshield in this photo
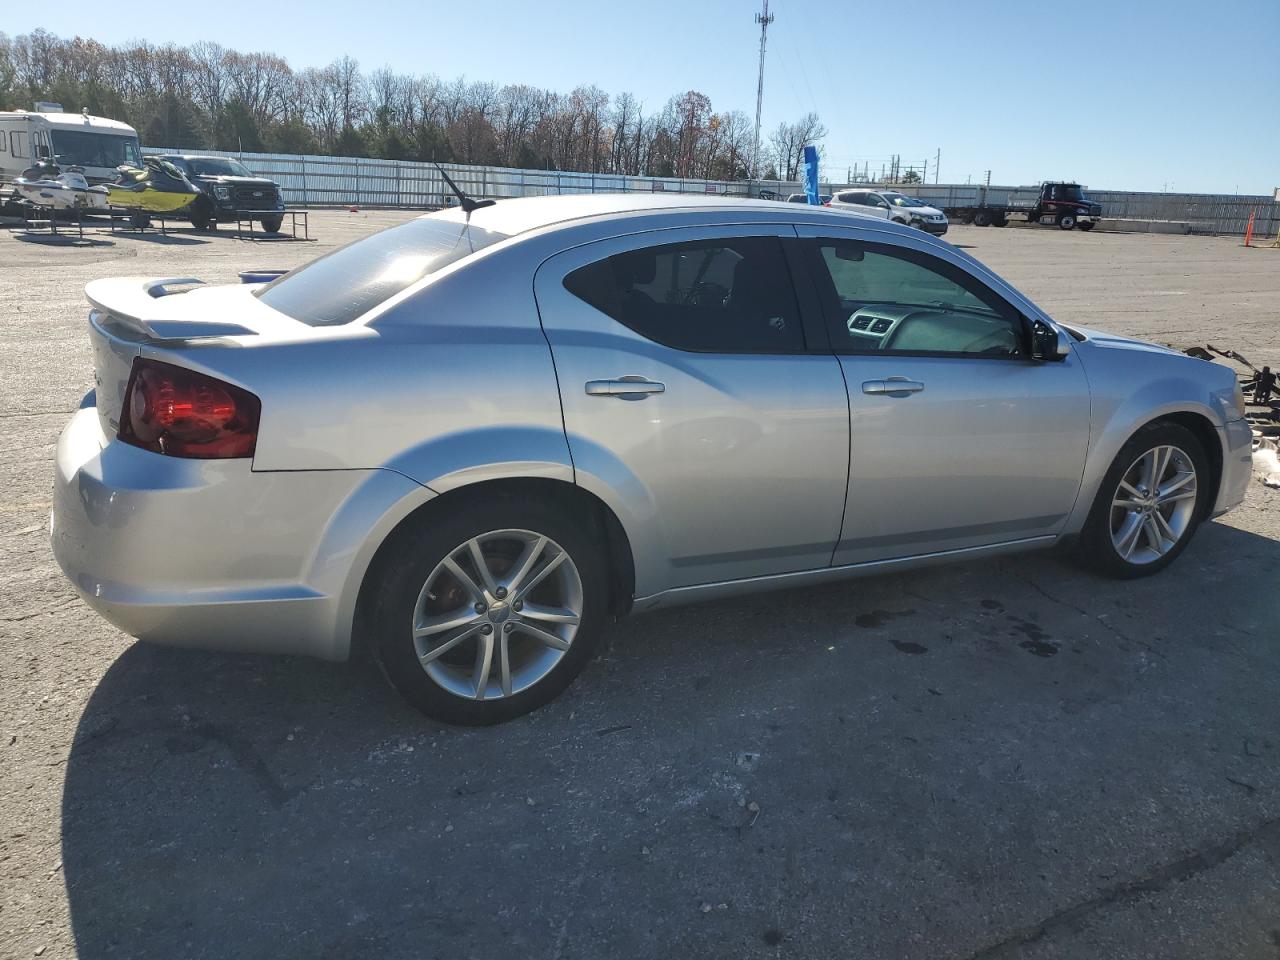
[188,157,254,177]
[256,216,509,326]
[885,193,925,208]
[1053,184,1085,202]
[50,131,141,168]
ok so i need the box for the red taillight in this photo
[119,358,260,459]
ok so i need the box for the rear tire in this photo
[993,213,1009,227]
[1077,422,1210,579]
[368,496,608,725]
[972,209,993,227]
[259,215,283,234]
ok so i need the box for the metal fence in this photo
[144,146,1280,237]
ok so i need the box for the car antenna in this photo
[434,162,495,215]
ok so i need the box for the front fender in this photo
[1063,371,1228,534]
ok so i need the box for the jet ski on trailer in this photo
[104,157,200,226]
[12,158,110,211]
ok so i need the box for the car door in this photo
[534,225,850,596]
[793,224,1091,566]
[866,193,893,220]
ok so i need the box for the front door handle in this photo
[585,377,666,400]
[862,378,925,396]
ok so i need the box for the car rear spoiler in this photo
[85,276,258,340]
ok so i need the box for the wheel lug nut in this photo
[504,622,514,632]
[513,600,523,611]
[480,624,493,635]
[495,587,508,600]
[475,602,487,614]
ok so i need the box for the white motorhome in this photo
[0,107,142,185]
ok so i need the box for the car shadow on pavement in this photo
[60,518,1280,959]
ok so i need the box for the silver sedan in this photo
[52,196,1254,724]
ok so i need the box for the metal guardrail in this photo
[143,147,1280,237]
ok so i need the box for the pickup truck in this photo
[154,154,285,233]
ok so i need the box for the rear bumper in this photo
[51,406,432,661]
[1211,417,1253,518]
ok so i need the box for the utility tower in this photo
[751,0,774,180]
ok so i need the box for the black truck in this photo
[911,181,1103,231]
[155,154,285,232]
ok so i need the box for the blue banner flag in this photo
[803,145,820,205]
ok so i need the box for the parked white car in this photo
[830,188,948,235]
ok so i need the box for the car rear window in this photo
[256,217,508,326]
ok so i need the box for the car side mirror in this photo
[1028,317,1069,362]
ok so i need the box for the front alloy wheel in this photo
[1080,422,1208,578]
[1108,445,1198,564]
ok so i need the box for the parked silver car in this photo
[52,195,1253,724]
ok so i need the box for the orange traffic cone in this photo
[1245,209,1255,246]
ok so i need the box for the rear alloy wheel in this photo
[1079,422,1208,578]
[369,499,606,724]
[1057,213,1077,230]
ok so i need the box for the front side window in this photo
[808,240,1024,358]
[10,131,27,158]
[257,216,508,326]
[563,236,804,353]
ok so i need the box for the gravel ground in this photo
[2,213,1279,960]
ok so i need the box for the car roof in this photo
[432,192,907,239]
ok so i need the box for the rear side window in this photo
[257,217,507,326]
[563,236,804,353]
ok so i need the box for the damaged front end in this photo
[1183,343,1280,488]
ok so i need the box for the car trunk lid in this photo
[85,276,304,437]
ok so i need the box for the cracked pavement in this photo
[2,215,1279,959]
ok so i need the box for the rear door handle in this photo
[585,377,666,400]
[862,378,925,396]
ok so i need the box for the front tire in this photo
[189,196,215,230]
[368,497,608,725]
[259,215,283,233]
[1057,213,1077,230]
[1078,422,1209,579]
[1077,221,1095,232]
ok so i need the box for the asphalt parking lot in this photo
[2,212,1279,959]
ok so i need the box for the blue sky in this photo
[9,0,1279,194]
